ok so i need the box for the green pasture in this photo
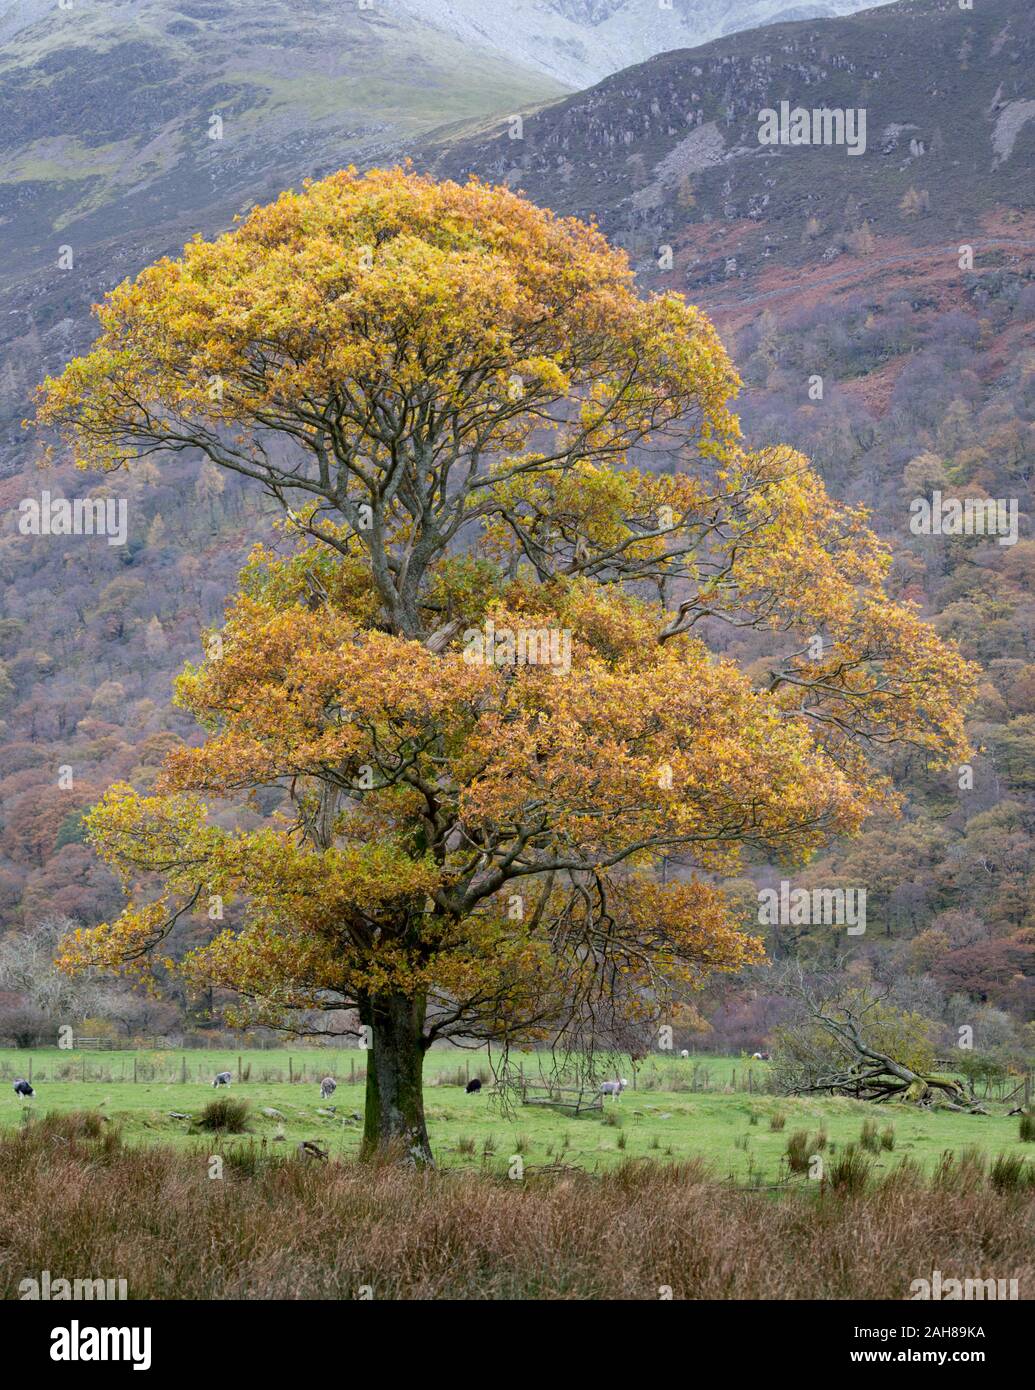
[0,1047,1029,1182]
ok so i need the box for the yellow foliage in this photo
[36,168,976,1040]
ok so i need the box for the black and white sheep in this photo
[320,1076,337,1100]
[212,1071,233,1087]
[13,1079,34,1099]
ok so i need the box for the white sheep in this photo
[599,1077,628,1099]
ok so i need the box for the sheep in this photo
[465,1077,482,1093]
[680,1049,690,1059]
[599,1078,628,1099]
[751,1051,772,1062]
[320,1076,337,1100]
[13,1079,34,1099]
[212,1071,233,1087]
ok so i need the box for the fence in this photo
[0,1055,371,1087]
[72,1036,174,1051]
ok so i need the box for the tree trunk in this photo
[361,991,433,1166]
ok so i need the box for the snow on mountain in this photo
[396,0,890,88]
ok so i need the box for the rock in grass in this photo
[261,1107,285,1118]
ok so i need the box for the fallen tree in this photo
[773,973,987,1113]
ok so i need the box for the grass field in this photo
[1,1048,1028,1183]
[4,1111,1034,1299]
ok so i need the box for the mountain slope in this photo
[425,0,1034,292]
[0,0,565,472]
[396,0,885,88]
[0,0,564,285]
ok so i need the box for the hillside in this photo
[422,0,1035,1033]
[1,0,1033,1045]
[0,0,565,472]
[426,0,1034,280]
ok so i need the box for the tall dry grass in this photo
[1,1114,1032,1299]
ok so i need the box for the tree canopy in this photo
[36,167,977,1162]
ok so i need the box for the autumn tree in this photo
[898,187,930,219]
[37,168,975,1164]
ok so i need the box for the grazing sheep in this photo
[752,1051,772,1061]
[465,1077,482,1093]
[13,1079,34,1099]
[320,1076,336,1100]
[599,1078,628,1099]
[212,1071,233,1087]
[680,1049,689,1059]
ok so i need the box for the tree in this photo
[898,187,929,219]
[845,223,876,257]
[933,932,1035,1013]
[0,999,49,1048]
[146,514,167,549]
[37,167,976,1164]
[901,450,948,498]
[0,660,13,714]
[0,917,114,1023]
[144,615,168,660]
[772,973,979,1111]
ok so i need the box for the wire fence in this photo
[0,1054,370,1086]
